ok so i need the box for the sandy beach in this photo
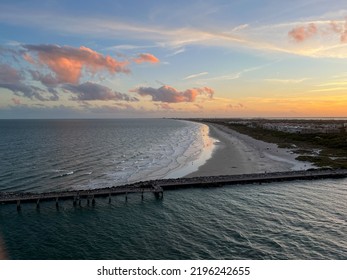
[186,122,315,178]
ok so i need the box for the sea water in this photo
[0,119,213,192]
[0,179,346,259]
[0,119,346,259]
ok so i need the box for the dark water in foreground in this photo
[1,179,346,259]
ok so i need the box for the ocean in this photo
[0,119,213,192]
[0,119,346,259]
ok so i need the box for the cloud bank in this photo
[132,85,214,103]
[0,63,55,101]
[1,45,163,104]
[23,44,130,84]
[64,82,139,101]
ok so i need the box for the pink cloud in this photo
[288,23,318,42]
[23,44,130,84]
[132,85,214,103]
[133,53,160,64]
[289,19,347,44]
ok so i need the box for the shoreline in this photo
[163,121,216,179]
[185,121,315,178]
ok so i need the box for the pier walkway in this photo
[1,169,347,209]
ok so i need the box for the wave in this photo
[0,119,214,192]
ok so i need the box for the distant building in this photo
[231,120,345,134]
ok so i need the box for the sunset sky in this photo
[1,0,347,118]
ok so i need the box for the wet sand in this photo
[186,122,315,178]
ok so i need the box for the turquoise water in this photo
[1,179,346,259]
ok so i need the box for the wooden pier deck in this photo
[1,169,346,208]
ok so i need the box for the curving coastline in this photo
[185,120,315,178]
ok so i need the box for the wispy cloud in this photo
[105,44,157,51]
[288,23,318,42]
[264,78,309,83]
[2,6,347,58]
[309,87,347,92]
[183,72,208,80]
[231,24,249,32]
[0,8,269,54]
[166,48,186,57]
[315,81,347,87]
[288,19,347,43]
[200,63,274,82]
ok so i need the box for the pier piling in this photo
[16,200,21,211]
[154,191,163,199]
[108,193,111,204]
[92,195,95,206]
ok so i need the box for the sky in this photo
[1,0,347,118]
